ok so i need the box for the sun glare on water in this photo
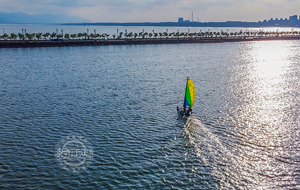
[234,40,299,188]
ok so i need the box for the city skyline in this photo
[0,0,300,23]
[178,14,300,23]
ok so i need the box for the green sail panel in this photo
[184,79,195,108]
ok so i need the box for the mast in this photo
[183,77,189,110]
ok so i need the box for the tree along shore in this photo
[1,29,300,48]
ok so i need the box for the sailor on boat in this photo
[177,77,195,116]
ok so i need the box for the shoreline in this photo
[1,36,300,48]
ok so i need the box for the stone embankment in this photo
[1,36,300,48]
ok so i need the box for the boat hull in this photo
[177,109,191,117]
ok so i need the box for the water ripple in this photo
[1,41,300,189]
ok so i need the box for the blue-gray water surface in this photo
[1,41,300,189]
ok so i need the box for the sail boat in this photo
[177,77,195,116]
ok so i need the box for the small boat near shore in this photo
[177,77,195,117]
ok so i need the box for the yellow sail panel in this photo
[187,79,195,108]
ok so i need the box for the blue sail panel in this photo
[183,98,190,108]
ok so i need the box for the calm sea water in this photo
[1,37,300,189]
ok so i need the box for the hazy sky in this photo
[1,0,300,22]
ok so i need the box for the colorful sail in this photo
[183,79,195,109]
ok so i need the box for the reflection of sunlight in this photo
[236,41,297,188]
[253,41,289,91]
[249,41,290,127]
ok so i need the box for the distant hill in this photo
[0,12,91,24]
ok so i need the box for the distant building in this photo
[178,18,183,23]
[289,15,298,21]
[259,15,300,26]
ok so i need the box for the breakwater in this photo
[1,36,300,48]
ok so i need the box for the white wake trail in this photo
[183,116,245,188]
